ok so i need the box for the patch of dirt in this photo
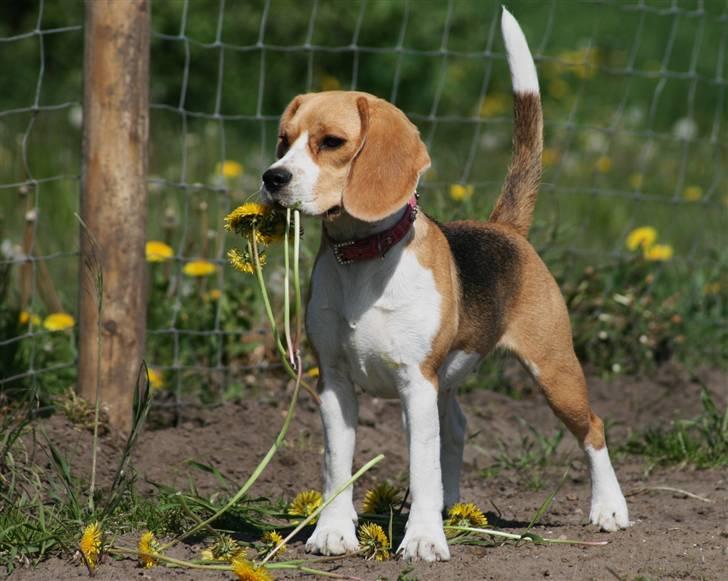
[8,363,728,580]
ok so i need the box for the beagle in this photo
[261,8,629,561]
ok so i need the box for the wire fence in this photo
[1,0,726,416]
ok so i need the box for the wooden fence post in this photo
[78,0,150,432]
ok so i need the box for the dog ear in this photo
[276,95,307,158]
[343,97,431,222]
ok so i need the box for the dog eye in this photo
[276,134,289,159]
[321,135,346,150]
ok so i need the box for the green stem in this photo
[260,454,385,565]
[293,210,302,346]
[444,525,609,546]
[283,210,294,364]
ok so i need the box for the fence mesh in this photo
[1,0,726,410]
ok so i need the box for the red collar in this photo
[325,196,419,265]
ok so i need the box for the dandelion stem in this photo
[293,210,302,347]
[159,351,304,551]
[260,453,385,566]
[444,525,609,546]
[283,209,295,366]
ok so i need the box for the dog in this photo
[260,8,629,562]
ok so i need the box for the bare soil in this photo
[8,363,728,580]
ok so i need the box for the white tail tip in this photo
[501,6,539,94]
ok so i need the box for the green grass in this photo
[622,386,728,469]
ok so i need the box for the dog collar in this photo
[325,195,419,265]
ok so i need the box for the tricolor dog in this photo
[261,8,629,561]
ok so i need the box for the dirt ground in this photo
[8,363,728,580]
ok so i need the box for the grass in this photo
[622,385,728,470]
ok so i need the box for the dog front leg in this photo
[305,369,359,555]
[398,373,451,561]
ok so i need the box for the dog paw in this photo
[590,493,630,532]
[397,523,450,561]
[305,522,359,555]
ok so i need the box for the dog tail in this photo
[489,7,543,237]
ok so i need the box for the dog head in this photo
[261,91,430,222]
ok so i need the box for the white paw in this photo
[590,492,630,532]
[305,521,359,555]
[397,522,450,562]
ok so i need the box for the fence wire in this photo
[1,0,726,410]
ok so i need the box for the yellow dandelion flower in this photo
[682,185,703,202]
[643,243,673,262]
[138,530,159,568]
[183,259,216,277]
[449,183,474,202]
[288,490,322,524]
[147,368,164,390]
[79,521,102,572]
[201,534,244,561]
[145,240,174,262]
[217,160,244,179]
[625,226,657,251]
[259,530,286,558]
[446,502,488,528]
[224,203,267,232]
[548,77,569,99]
[362,482,402,514]
[357,522,390,561]
[595,155,612,173]
[43,312,75,332]
[542,147,560,168]
[19,311,41,326]
[209,288,222,301]
[320,74,341,92]
[704,282,721,296]
[479,93,509,118]
[231,556,273,581]
[228,248,265,274]
[628,173,644,190]
[306,366,320,378]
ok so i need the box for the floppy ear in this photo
[343,97,431,222]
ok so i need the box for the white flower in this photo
[68,105,83,129]
[672,117,697,141]
[1,239,25,261]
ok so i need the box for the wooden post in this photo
[78,0,150,432]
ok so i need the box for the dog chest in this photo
[307,249,442,395]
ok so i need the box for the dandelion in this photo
[682,185,703,202]
[224,203,267,232]
[138,530,159,568]
[288,490,322,524]
[643,243,673,262]
[43,312,75,332]
[306,366,320,378]
[209,288,222,301]
[625,226,657,252]
[145,240,173,262]
[228,248,266,274]
[147,368,164,390]
[19,311,41,326]
[628,173,644,190]
[183,259,216,277]
[320,74,341,92]
[704,282,721,296]
[362,482,402,514]
[548,78,569,99]
[479,94,509,118]
[595,155,612,174]
[445,502,488,537]
[225,203,291,245]
[259,530,286,558]
[449,183,474,202]
[79,522,102,572]
[200,534,245,561]
[542,147,560,168]
[358,522,390,561]
[231,556,273,581]
[216,160,244,179]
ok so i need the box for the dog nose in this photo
[262,167,292,193]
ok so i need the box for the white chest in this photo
[307,248,441,397]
